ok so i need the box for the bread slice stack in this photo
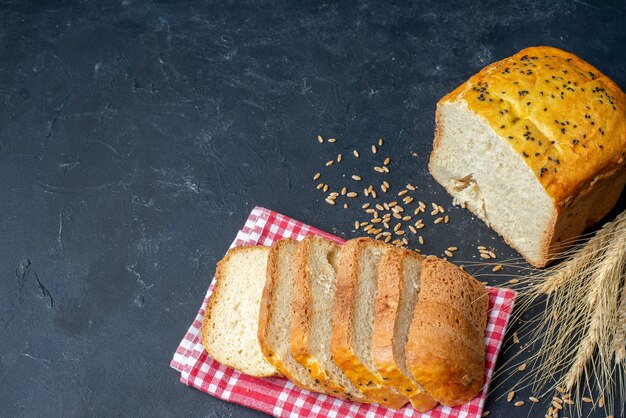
[202,237,488,411]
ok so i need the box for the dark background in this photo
[1,0,624,417]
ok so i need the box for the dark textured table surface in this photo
[1,1,625,417]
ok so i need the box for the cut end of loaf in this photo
[430,100,555,267]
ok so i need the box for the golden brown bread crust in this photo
[373,248,438,412]
[405,315,484,406]
[330,238,408,409]
[202,246,280,378]
[289,236,356,400]
[441,46,626,204]
[258,239,322,392]
[405,258,488,406]
[432,46,626,266]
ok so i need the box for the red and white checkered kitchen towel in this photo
[171,206,517,418]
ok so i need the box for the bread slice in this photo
[202,246,279,377]
[331,238,408,409]
[405,257,488,406]
[258,239,323,393]
[373,248,438,412]
[429,46,626,267]
[290,236,365,401]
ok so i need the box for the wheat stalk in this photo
[563,235,624,390]
[615,279,626,363]
[611,261,626,414]
[500,210,626,416]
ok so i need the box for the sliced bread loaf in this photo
[373,248,438,412]
[258,239,323,393]
[331,238,408,409]
[202,245,279,377]
[405,257,488,406]
[290,236,365,401]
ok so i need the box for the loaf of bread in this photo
[430,46,626,267]
[203,238,488,410]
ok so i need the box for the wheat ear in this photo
[613,263,626,363]
[501,210,626,416]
